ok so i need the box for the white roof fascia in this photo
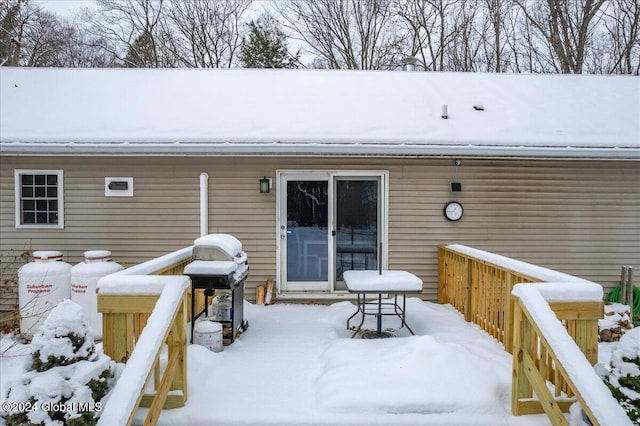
[1,141,638,159]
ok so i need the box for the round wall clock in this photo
[444,201,464,221]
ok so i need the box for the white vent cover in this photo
[105,177,134,197]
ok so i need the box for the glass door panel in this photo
[334,178,379,291]
[285,180,329,289]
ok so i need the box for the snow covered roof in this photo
[1,67,638,158]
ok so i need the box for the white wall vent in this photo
[105,177,134,197]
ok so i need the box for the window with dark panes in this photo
[15,170,64,228]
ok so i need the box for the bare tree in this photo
[2,0,635,74]
[0,0,67,67]
[479,0,519,72]
[600,0,640,74]
[1,0,23,66]
[446,0,487,71]
[504,3,557,72]
[86,0,169,67]
[514,0,608,73]
[278,0,405,69]
[162,0,251,68]
[57,19,119,67]
[395,0,461,71]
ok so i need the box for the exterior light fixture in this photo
[451,160,462,192]
[259,177,272,194]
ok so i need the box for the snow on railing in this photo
[96,248,192,426]
[109,246,193,277]
[513,284,630,425]
[438,244,627,425]
[445,244,605,295]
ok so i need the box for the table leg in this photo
[376,293,383,336]
[399,294,416,335]
[347,293,361,330]
[394,294,405,327]
[350,293,366,338]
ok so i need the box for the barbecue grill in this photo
[184,234,249,344]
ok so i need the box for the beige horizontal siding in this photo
[1,156,638,321]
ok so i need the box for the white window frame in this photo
[14,169,65,229]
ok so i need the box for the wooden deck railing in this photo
[96,247,195,426]
[438,244,628,424]
[104,248,195,348]
[511,286,629,425]
[438,245,601,355]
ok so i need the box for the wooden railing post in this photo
[173,289,188,400]
[99,294,159,361]
[463,257,472,321]
[437,246,446,304]
[504,273,514,353]
[511,298,528,416]
[548,301,603,366]
[576,319,599,366]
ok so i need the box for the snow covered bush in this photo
[602,326,640,424]
[2,299,116,426]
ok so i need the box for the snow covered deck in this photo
[136,300,553,425]
[85,244,624,425]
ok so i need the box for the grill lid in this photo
[193,234,243,261]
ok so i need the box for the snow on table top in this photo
[184,260,236,276]
[1,68,637,159]
[343,270,423,292]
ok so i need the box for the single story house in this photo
[1,67,638,322]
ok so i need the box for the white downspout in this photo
[200,172,209,236]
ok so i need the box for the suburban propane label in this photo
[26,283,53,294]
[71,283,88,294]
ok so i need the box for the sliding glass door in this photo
[333,177,380,290]
[278,171,386,293]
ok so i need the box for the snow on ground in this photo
[2,299,617,425]
[142,300,549,425]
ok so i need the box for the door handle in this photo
[332,230,336,236]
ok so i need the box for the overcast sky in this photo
[36,0,95,17]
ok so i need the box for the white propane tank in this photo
[193,319,223,352]
[70,250,123,339]
[208,291,232,322]
[18,251,72,339]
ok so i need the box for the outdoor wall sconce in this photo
[259,177,272,194]
[451,160,462,192]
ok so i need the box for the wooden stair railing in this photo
[97,275,189,426]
